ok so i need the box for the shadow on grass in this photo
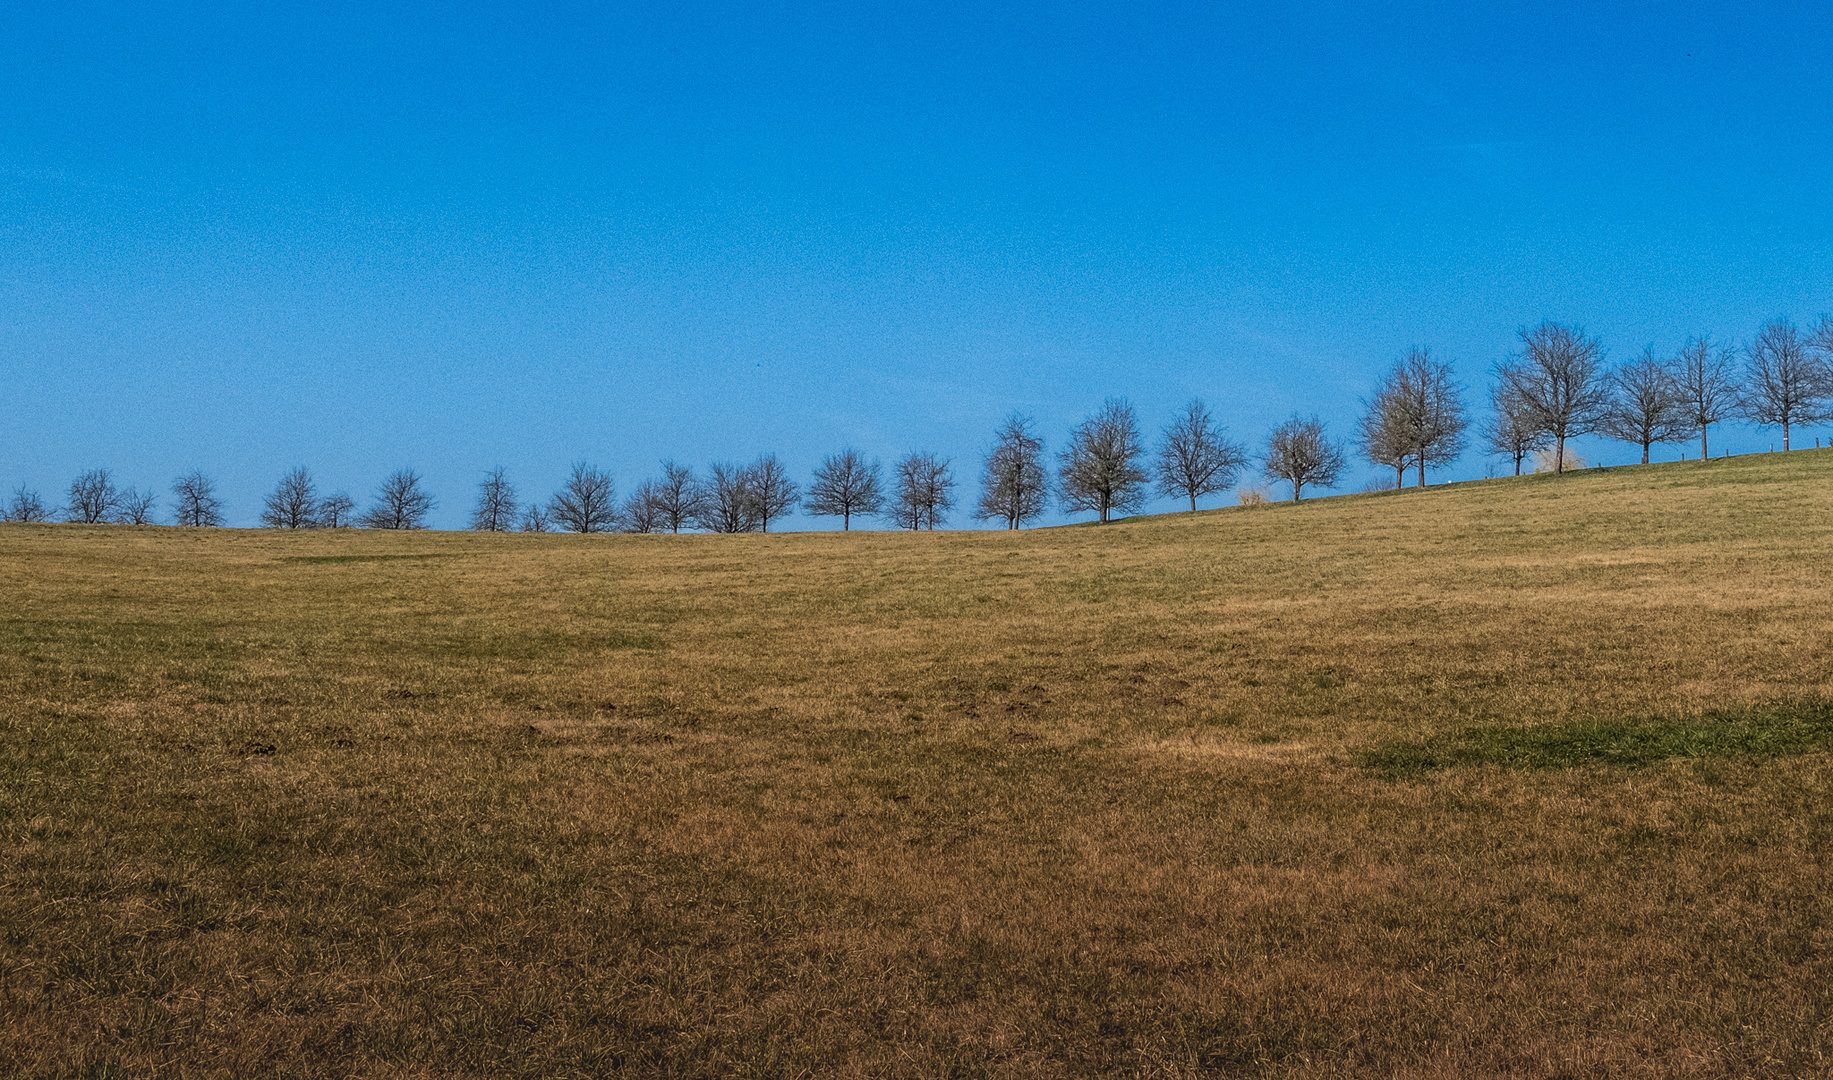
[1365,705,1833,779]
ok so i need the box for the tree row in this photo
[7,317,1833,528]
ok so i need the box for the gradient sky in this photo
[3,1,1831,528]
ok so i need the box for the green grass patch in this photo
[1365,706,1833,778]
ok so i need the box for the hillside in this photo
[4,452,1833,1077]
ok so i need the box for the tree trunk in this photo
[1190,493,1197,513]
[1701,428,1708,461]
[1555,433,1566,473]
[1292,479,1302,502]
[1394,464,1403,489]
[1417,457,1426,488]
[1640,442,1650,465]
[1784,421,1791,452]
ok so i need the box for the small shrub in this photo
[1531,447,1586,473]
[1236,487,1270,508]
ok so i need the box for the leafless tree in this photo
[66,468,122,524]
[1357,376,1416,490]
[1155,399,1247,511]
[1599,347,1685,464]
[975,413,1049,529]
[547,462,617,533]
[1059,398,1148,523]
[1672,337,1740,461]
[1482,383,1550,476]
[1742,318,1832,451]
[745,454,800,533]
[470,467,518,531]
[806,449,883,530]
[170,471,224,527]
[320,493,356,528]
[1393,348,1468,486]
[361,468,436,530]
[1811,314,1833,374]
[262,468,320,528]
[696,462,758,533]
[519,504,550,532]
[117,487,157,525]
[1497,322,1610,474]
[622,481,664,533]
[892,452,955,530]
[650,461,705,533]
[5,485,51,523]
[1263,416,1345,501]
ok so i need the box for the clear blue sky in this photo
[3,1,1831,527]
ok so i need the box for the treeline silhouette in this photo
[8,318,1833,530]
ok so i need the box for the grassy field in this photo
[4,452,1833,1078]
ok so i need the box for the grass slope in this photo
[4,452,1833,1077]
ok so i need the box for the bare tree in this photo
[1263,416,1345,501]
[1599,347,1685,464]
[262,468,320,528]
[1672,337,1740,461]
[1496,322,1610,474]
[1482,384,1550,476]
[1358,376,1415,490]
[650,462,705,533]
[1059,398,1148,523]
[470,467,518,532]
[696,462,757,533]
[1156,399,1247,511]
[117,487,157,525]
[746,454,800,533]
[806,449,883,530]
[975,413,1049,529]
[361,468,436,530]
[892,452,955,530]
[171,471,224,527]
[5,485,51,523]
[1360,348,1467,487]
[1400,348,1468,486]
[66,468,122,524]
[320,493,356,528]
[547,462,618,533]
[622,481,664,533]
[1742,318,1831,451]
[1812,314,1833,373]
[519,504,550,532]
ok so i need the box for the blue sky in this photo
[3,1,1831,527]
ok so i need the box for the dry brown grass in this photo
[4,451,1833,1077]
